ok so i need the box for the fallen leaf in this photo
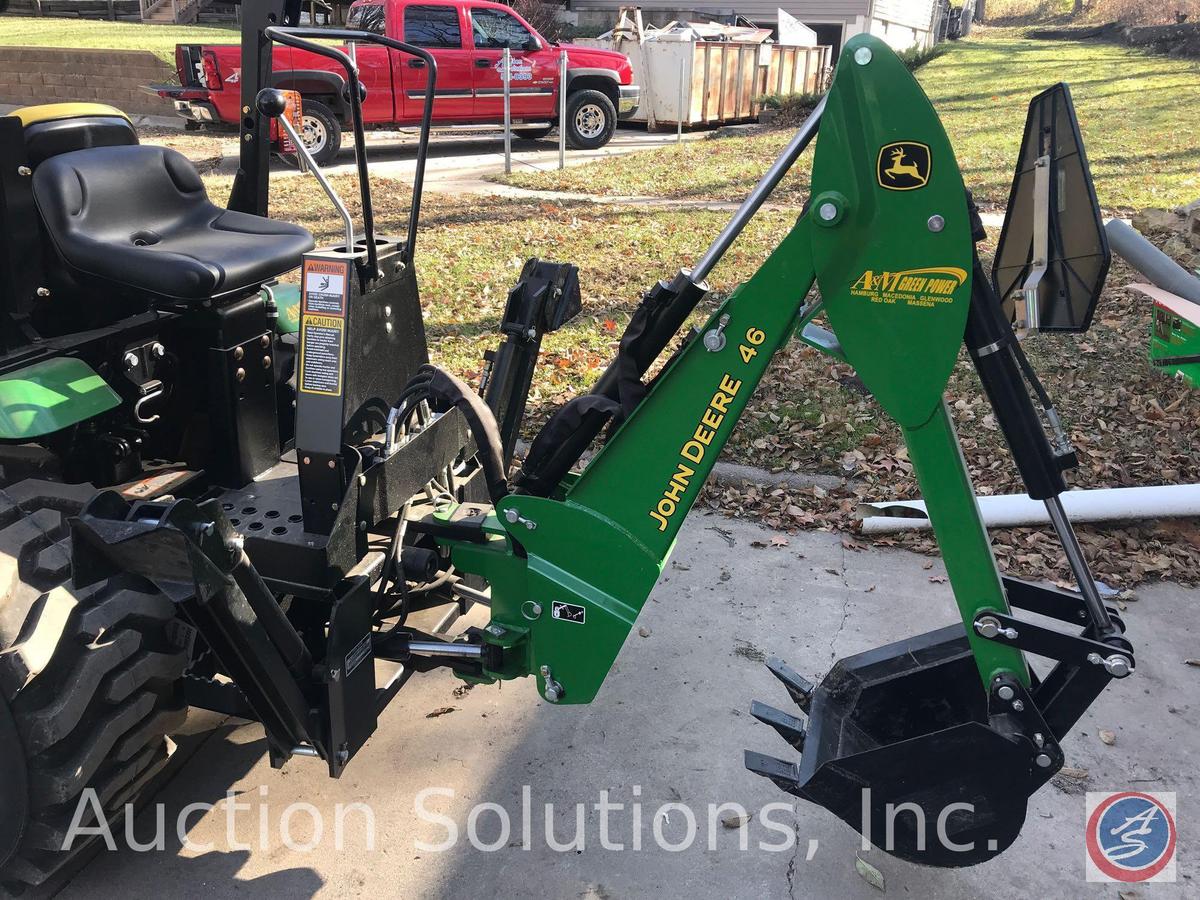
[855,854,886,892]
[1185,659,1200,667]
[1099,729,1117,746]
[770,536,789,547]
[928,575,948,584]
[922,561,934,570]
[720,812,751,829]
[638,626,652,638]
[426,707,457,718]
[1057,766,1090,780]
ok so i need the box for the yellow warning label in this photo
[849,266,968,309]
[298,313,345,396]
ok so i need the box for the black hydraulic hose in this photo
[589,105,824,408]
[263,27,437,270]
[1009,335,1055,410]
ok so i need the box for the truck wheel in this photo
[565,90,617,150]
[281,99,342,168]
[0,480,188,892]
[514,126,553,141]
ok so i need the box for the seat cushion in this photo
[33,145,314,300]
[16,103,138,169]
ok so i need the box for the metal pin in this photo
[704,314,730,352]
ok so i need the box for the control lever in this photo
[256,88,355,252]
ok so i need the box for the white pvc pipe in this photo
[859,484,1200,534]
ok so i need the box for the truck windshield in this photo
[347,4,386,34]
[471,8,535,50]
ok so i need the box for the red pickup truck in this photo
[157,0,640,164]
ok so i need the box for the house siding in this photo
[570,1,938,53]
[572,0,869,26]
[870,0,936,31]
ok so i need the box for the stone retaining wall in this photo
[0,47,176,117]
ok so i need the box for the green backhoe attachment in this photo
[430,35,1132,865]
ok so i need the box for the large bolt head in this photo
[544,684,562,702]
[703,330,727,353]
[996,684,1015,701]
[976,616,1001,639]
[1104,655,1132,678]
[1035,753,1053,768]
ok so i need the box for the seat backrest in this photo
[33,144,212,247]
[13,103,138,170]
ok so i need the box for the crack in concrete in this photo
[827,539,852,662]
[785,815,801,899]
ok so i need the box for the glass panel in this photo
[404,4,463,48]
[471,8,534,50]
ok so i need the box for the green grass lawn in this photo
[0,19,239,65]
[502,29,1200,212]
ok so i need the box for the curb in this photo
[710,462,846,491]
[513,440,845,492]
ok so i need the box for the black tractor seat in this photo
[32,144,314,301]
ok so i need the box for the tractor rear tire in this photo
[0,480,188,893]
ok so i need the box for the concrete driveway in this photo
[57,514,1196,899]
[219,125,706,194]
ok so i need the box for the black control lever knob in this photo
[255,88,288,118]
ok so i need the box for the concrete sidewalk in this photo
[58,514,1196,899]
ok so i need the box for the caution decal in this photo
[298,258,351,396]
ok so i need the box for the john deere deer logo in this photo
[877,141,931,191]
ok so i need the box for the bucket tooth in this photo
[765,656,815,712]
[744,749,802,793]
[750,700,807,750]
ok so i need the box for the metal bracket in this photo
[987,674,1063,781]
[1014,154,1050,337]
[974,611,1134,676]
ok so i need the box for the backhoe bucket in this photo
[747,625,1044,867]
